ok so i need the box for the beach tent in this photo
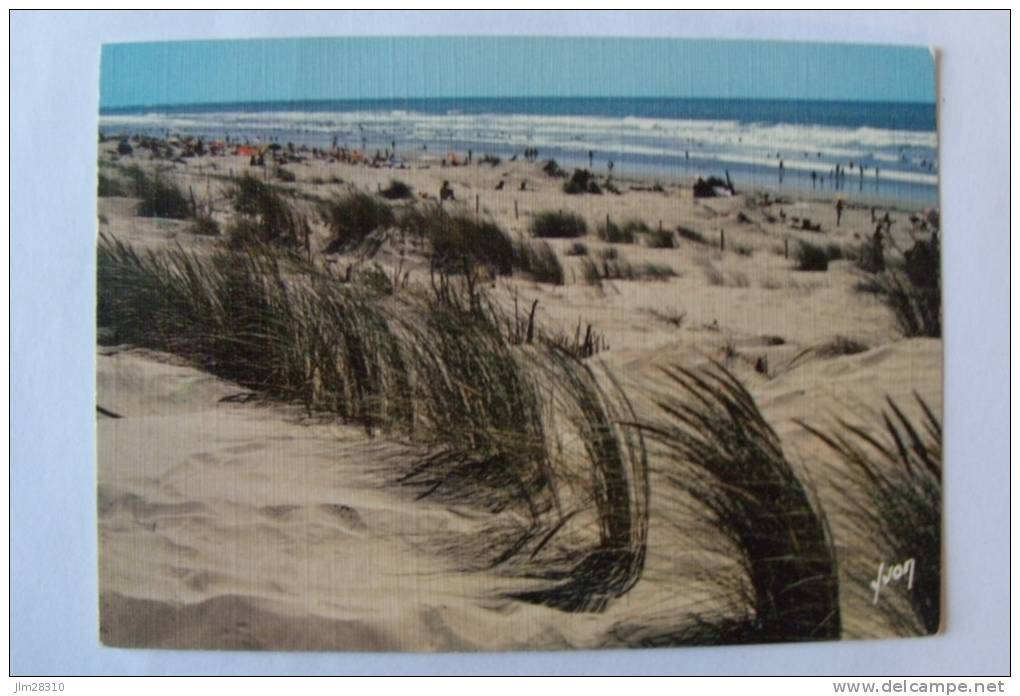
[236,145,259,157]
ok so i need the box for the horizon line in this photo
[100,94,938,113]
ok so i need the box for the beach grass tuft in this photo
[531,210,588,239]
[626,363,841,644]
[512,238,565,285]
[127,165,191,219]
[320,189,396,253]
[228,174,310,249]
[800,396,941,635]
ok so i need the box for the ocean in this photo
[99,97,939,205]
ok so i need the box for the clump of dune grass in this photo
[783,336,870,374]
[645,307,686,328]
[624,363,841,645]
[644,227,675,249]
[800,396,941,635]
[403,204,514,276]
[580,255,674,286]
[126,165,191,219]
[512,238,565,285]
[596,219,636,244]
[228,174,310,249]
[97,172,130,198]
[880,271,941,338]
[506,354,648,612]
[580,256,629,286]
[795,240,843,271]
[852,236,886,274]
[97,233,649,614]
[380,179,414,200]
[677,226,708,245]
[878,237,941,338]
[638,262,677,280]
[320,189,396,254]
[275,166,296,183]
[566,242,589,256]
[531,210,587,239]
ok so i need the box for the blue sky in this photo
[100,36,935,109]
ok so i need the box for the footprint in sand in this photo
[319,504,365,531]
[257,504,301,521]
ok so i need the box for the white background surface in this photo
[9,10,1011,675]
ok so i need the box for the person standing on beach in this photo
[588,150,594,170]
[811,171,817,189]
[779,159,784,185]
[836,199,845,226]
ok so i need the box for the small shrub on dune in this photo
[566,242,589,256]
[531,210,587,239]
[380,179,414,200]
[320,189,396,253]
[275,167,296,183]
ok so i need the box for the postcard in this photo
[96,36,941,651]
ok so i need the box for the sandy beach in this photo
[97,138,942,650]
